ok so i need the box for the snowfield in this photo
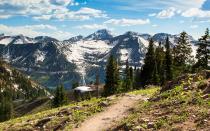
[60,40,114,76]
[0,37,13,45]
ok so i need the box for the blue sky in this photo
[0,0,209,40]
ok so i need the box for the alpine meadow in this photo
[0,0,209,131]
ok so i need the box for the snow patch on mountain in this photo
[0,37,14,45]
[33,50,46,63]
[61,40,114,76]
[138,37,149,47]
[119,48,132,61]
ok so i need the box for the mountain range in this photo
[0,29,198,88]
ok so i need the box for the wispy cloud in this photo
[75,24,107,29]
[0,24,72,40]
[0,0,107,21]
[182,8,210,18]
[155,7,176,19]
[110,0,206,11]
[190,25,198,29]
[152,24,158,27]
[104,18,150,26]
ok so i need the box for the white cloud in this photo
[152,24,158,27]
[104,18,150,26]
[75,24,106,29]
[0,0,107,21]
[182,8,210,18]
[190,25,198,29]
[113,0,206,12]
[51,0,73,6]
[70,2,79,6]
[0,24,72,40]
[148,13,156,17]
[150,6,210,20]
[156,7,176,19]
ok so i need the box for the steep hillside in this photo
[0,60,50,99]
[112,71,210,131]
[0,60,52,122]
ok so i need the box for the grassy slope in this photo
[14,97,51,117]
[0,96,118,131]
[112,76,210,130]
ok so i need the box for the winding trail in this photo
[73,94,148,131]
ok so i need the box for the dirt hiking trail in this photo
[73,94,148,131]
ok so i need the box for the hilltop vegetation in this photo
[112,71,210,130]
[0,96,117,130]
[0,60,50,122]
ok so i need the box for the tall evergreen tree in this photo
[164,36,173,81]
[152,61,159,85]
[141,39,156,86]
[95,69,100,97]
[0,87,13,122]
[194,28,210,69]
[129,67,134,84]
[154,42,165,84]
[103,55,120,96]
[173,31,192,66]
[123,60,133,91]
[52,85,68,107]
[134,68,141,89]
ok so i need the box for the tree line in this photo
[103,28,210,96]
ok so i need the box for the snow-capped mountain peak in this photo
[85,29,114,40]
[35,36,59,43]
[64,35,84,43]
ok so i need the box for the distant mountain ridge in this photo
[0,29,197,88]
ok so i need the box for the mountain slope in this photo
[0,30,198,88]
[0,60,50,99]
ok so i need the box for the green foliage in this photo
[141,39,156,86]
[134,68,141,89]
[52,85,68,107]
[129,86,160,97]
[0,87,13,122]
[122,60,133,92]
[194,28,210,70]
[164,36,173,81]
[72,81,79,89]
[0,97,114,130]
[103,55,120,96]
[173,31,193,66]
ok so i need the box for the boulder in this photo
[147,122,155,128]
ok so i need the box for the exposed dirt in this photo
[73,94,148,131]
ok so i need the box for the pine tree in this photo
[95,69,100,97]
[152,61,159,85]
[129,67,134,84]
[103,55,120,96]
[0,87,13,122]
[123,60,133,91]
[72,82,79,89]
[173,31,192,66]
[164,36,173,81]
[134,68,141,89]
[154,42,165,84]
[141,39,156,86]
[194,28,210,69]
[52,85,68,107]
